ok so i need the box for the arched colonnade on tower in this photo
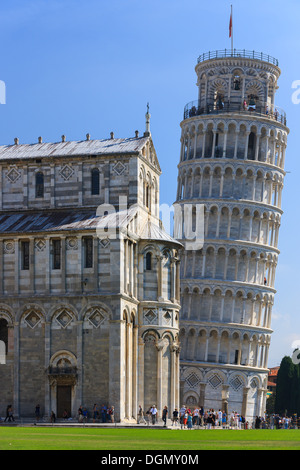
[180,284,274,328]
[179,326,271,369]
[180,120,287,169]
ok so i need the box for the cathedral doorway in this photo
[57,385,71,418]
[48,350,78,418]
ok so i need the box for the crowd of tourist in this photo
[1,402,299,429]
[137,405,300,430]
[138,405,247,429]
[76,404,115,423]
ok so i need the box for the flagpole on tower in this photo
[229,4,233,55]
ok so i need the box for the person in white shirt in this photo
[193,408,199,426]
[150,405,157,425]
[218,410,223,427]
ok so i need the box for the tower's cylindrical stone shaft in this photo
[174,50,289,421]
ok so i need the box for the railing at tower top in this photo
[183,100,287,126]
[197,49,279,66]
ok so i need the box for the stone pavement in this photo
[0,417,173,429]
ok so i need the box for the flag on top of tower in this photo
[229,5,232,38]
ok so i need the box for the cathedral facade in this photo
[0,123,181,421]
[174,50,288,422]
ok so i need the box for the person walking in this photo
[50,411,56,423]
[207,413,213,429]
[162,406,168,427]
[187,413,193,430]
[100,404,107,423]
[137,405,146,424]
[217,409,222,428]
[222,411,227,428]
[8,405,14,422]
[35,404,40,423]
[108,406,114,423]
[183,410,188,429]
[78,405,83,423]
[199,407,204,427]
[150,405,157,425]
[172,408,178,427]
[179,406,186,428]
[93,404,98,423]
[82,407,88,423]
[192,408,199,426]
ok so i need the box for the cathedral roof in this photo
[0,209,100,233]
[0,136,150,161]
[139,217,182,246]
[0,207,181,247]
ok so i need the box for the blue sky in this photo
[0,0,300,367]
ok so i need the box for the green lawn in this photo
[1,427,300,450]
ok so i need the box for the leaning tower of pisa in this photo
[174,50,288,422]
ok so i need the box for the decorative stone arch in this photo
[161,329,177,344]
[20,304,46,330]
[193,163,202,175]
[142,243,160,269]
[183,391,200,408]
[0,308,14,364]
[48,349,78,418]
[141,328,161,342]
[214,118,226,129]
[122,306,132,324]
[237,121,249,133]
[50,305,77,330]
[228,369,248,387]
[203,120,216,132]
[275,129,283,141]
[235,164,246,177]
[227,119,238,132]
[210,77,227,91]
[249,123,259,134]
[139,163,146,181]
[0,305,15,325]
[245,80,265,102]
[247,374,264,419]
[50,349,77,369]
[190,123,196,134]
[228,371,248,410]
[196,122,205,135]
[82,304,111,329]
[204,368,226,404]
[249,374,263,390]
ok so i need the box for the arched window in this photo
[35,172,44,198]
[248,132,256,160]
[91,168,100,195]
[145,184,150,209]
[0,319,8,364]
[146,252,152,271]
[233,74,241,90]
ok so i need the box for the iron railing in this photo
[183,100,287,126]
[197,49,279,66]
[48,366,77,376]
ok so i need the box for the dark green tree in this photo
[275,355,296,415]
